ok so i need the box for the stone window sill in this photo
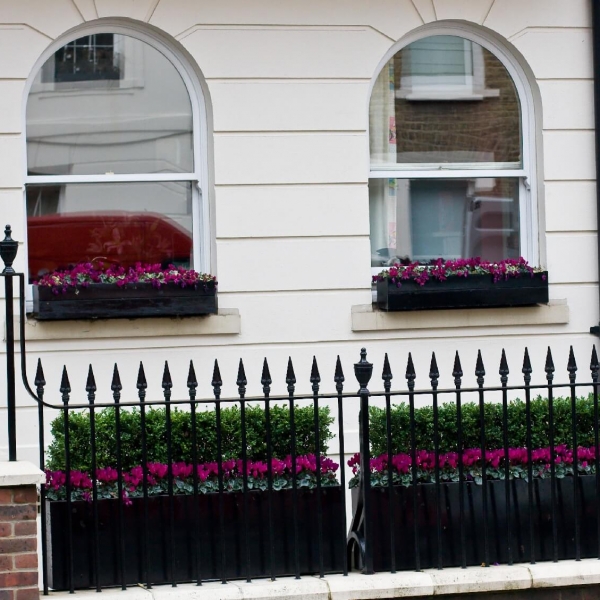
[351,300,569,332]
[12,309,240,341]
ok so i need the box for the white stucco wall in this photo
[0,0,597,463]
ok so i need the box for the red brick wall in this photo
[0,486,39,600]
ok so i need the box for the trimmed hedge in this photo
[369,395,597,456]
[47,404,334,472]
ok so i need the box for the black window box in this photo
[32,282,218,321]
[376,272,549,311]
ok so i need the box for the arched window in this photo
[369,30,538,272]
[25,27,209,282]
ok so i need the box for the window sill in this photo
[12,309,240,341]
[351,300,569,332]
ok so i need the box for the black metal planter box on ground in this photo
[46,487,345,590]
[350,476,597,572]
[32,282,217,320]
[376,272,549,311]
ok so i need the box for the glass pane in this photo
[369,178,520,267]
[26,182,193,282]
[27,34,194,176]
[369,35,521,166]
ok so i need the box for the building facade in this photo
[0,0,596,463]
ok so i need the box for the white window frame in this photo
[368,24,539,277]
[22,23,211,298]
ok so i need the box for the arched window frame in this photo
[368,22,540,275]
[22,21,212,289]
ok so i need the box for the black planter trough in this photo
[349,476,598,572]
[376,272,549,311]
[47,487,345,590]
[32,282,217,321]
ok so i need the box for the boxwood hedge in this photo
[369,394,598,456]
[47,404,334,472]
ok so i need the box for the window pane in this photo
[369,35,521,166]
[26,182,193,282]
[27,34,194,176]
[369,178,520,267]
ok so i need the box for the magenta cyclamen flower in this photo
[45,454,340,503]
[34,261,217,294]
[376,257,542,287]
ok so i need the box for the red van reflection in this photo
[27,212,193,281]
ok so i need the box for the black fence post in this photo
[354,348,374,574]
[0,224,18,461]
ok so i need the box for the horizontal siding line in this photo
[546,230,597,235]
[218,287,369,295]
[544,178,596,183]
[205,77,371,83]
[216,234,369,241]
[548,284,598,289]
[215,131,365,137]
[214,129,366,135]
[538,78,593,82]
[215,181,367,187]
[543,128,594,133]
[7,331,595,358]
[217,234,368,242]
[215,182,365,189]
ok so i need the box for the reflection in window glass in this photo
[27,34,193,175]
[26,182,193,282]
[369,35,521,166]
[369,178,520,267]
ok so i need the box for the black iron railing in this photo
[3,225,600,593]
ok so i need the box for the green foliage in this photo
[47,404,334,472]
[369,394,597,455]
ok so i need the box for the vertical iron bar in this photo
[187,361,202,585]
[86,366,101,593]
[568,346,581,561]
[162,362,176,587]
[545,348,557,562]
[591,346,600,560]
[476,350,489,567]
[35,361,49,595]
[211,360,226,584]
[522,348,535,564]
[137,362,151,590]
[286,358,300,580]
[112,364,126,590]
[499,350,512,566]
[382,354,395,573]
[60,367,74,594]
[453,352,466,569]
[430,353,442,570]
[0,224,18,461]
[4,274,16,461]
[311,357,324,578]
[237,360,251,583]
[334,356,348,577]
[355,349,374,574]
[406,354,420,572]
[261,359,275,581]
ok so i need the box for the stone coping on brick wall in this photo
[46,558,600,600]
[0,461,44,487]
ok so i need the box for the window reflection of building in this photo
[25,31,204,282]
[369,32,533,270]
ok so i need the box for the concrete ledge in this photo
[0,461,45,487]
[47,559,600,599]
[10,309,241,341]
[351,300,569,332]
